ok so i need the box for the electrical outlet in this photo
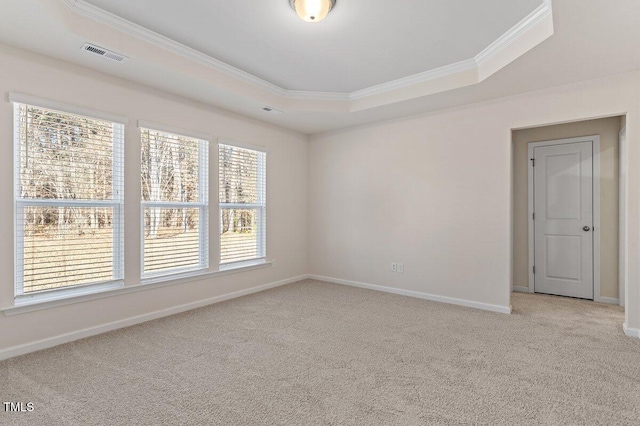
[391,263,397,272]
[397,263,404,273]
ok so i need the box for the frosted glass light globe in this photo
[290,0,336,23]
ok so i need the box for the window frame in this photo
[218,139,267,268]
[139,122,210,281]
[12,95,126,302]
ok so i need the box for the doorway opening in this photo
[511,115,626,306]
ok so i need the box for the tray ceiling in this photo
[83,0,543,93]
[4,1,638,134]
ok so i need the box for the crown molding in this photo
[60,0,288,97]
[61,0,553,105]
[349,58,477,100]
[475,0,552,66]
[285,90,350,101]
[352,0,552,100]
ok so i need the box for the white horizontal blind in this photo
[141,128,209,278]
[14,103,124,295]
[219,143,266,265]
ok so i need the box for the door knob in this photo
[583,226,591,232]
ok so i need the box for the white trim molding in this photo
[597,297,620,306]
[0,273,302,362]
[3,261,274,316]
[619,126,628,308]
[623,323,640,339]
[137,120,212,142]
[61,0,554,108]
[308,275,512,314]
[8,92,129,124]
[284,90,350,102]
[349,59,477,101]
[60,0,286,98]
[475,1,552,66]
[217,138,268,154]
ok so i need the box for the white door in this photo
[533,141,594,299]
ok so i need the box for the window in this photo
[141,127,209,278]
[219,142,266,265]
[14,103,124,296]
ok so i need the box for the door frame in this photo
[619,126,627,307]
[527,135,602,301]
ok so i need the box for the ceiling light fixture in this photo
[289,0,336,23]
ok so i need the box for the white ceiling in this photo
[0,1,639,135]
[83,0,543,93]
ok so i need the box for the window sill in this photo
[219,258,270,272]
[2,260,274,316]
[13,280,125,310]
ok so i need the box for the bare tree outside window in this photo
[16,104,123,294]
[219,143,266,265]
[140,128,208,277]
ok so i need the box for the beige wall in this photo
[309,70,640,332]
[512,118,622,299]
[0,44,309,353]
[2,43,640,355]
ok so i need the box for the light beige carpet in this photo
[1,279,639,425]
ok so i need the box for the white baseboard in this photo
[0,275,306,362]
[513,286,532,293]
[308,275,512,314]
[623,323,640,339]
[596,296,621,305]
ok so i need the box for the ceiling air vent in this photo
[81,43,128,63]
